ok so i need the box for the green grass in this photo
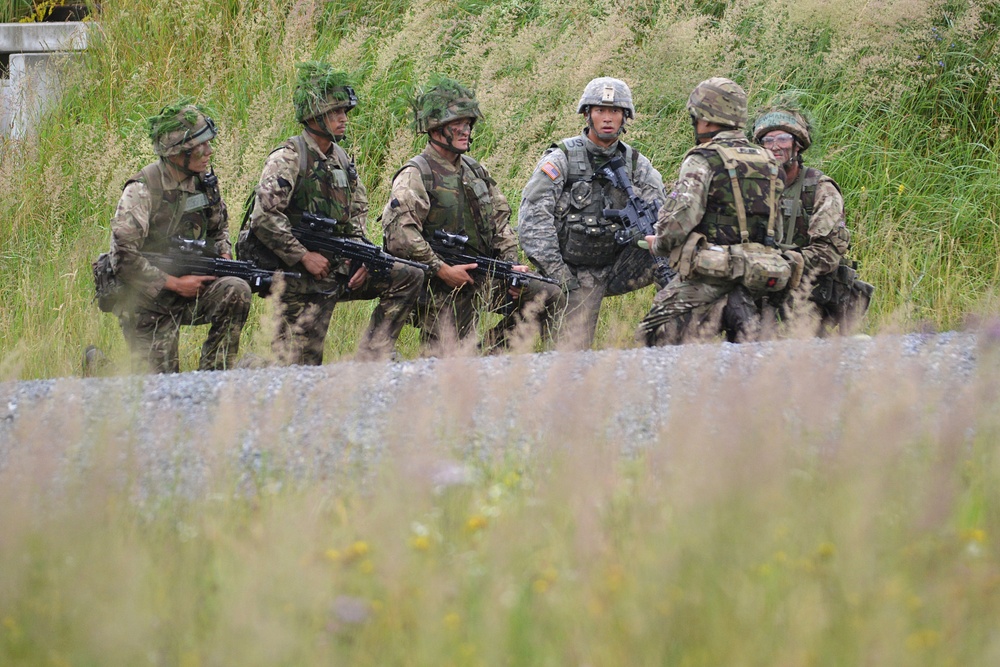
[2,0,999,377]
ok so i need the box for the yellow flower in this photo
[962,528,986,544]
[324,549,342,562]
[466,515,488,532]
[532,578,551,594]
[359,559,375,574]
[815,542,836,560]
[410,535,431,551]
[898,183,906,195]
[443,612,461,629]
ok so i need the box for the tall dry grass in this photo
[1,338,997,663]
[1,0,998,377]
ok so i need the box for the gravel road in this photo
[0,333,981,499]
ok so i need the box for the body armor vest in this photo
[283,135,357,236]
[780,167,835,247]
[124,161,222,252]
[400,151,495,256]
[688,137,779,246]
[553,136,637,266]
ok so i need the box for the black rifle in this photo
[430,230,561,289]
[143,238,299,296]
[598,155,676,286]
[297,212,429,278]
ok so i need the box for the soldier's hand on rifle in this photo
[437,262,477,289]
[347,264,369,290]
[165,274,216,298]
[302,251,330,280]
[508,265,530,298]
[644,235,657,254]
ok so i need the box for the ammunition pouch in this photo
[235,227,281,271]
[673,235,791,293]
[560,212,622,266]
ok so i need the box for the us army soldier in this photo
[519,77,666,350]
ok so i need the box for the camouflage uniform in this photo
[110,104,250,373]
[751,106,866,334]
[238,63,422,365]
[519,78,666,349]
[383,76,561,351]
[638,78,786,345]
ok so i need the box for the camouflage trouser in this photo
[636,278,736,346]
[119,276,252,373]
[559,244,658,350]
[273,262,424,366]
[414,276,563,354]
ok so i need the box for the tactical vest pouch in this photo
[561,212,620,266]
[235,227,281,270]
[729,243,791,293]
[691,243,733,280]
[92,252,124,313]
[671,232,708,280]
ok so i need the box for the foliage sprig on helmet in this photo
[412,74,483,134]
[293,61,358,124]
[148,98,217,157]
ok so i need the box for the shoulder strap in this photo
[781,174,805,246]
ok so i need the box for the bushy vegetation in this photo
[1,0,999,377]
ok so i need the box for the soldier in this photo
[109,100,251,373]
[381,75,560,353]
[637,77,796,345]
[751,103,871,335]
[519,77,666,350]
[237,61,423,365]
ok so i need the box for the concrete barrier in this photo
[1,22,90,140]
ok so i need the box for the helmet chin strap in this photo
[691,116,726,143]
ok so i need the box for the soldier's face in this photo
[321,108,349,139]
[172,141,212,174]
[440,118,472,152]
[588,106,625,142]
[761,131,797,167]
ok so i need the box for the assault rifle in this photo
[429,230,561,289]
[143,238,300,296]
[297,212,429,278]
[598,155,676,286]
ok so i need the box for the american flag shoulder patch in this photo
[541,162,560,181]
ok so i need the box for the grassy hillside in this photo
[1,0,999,378]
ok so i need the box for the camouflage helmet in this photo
[412,74,484,134]
[293,61,358,123]
[148,99,217,157]
[752,107,812,150]
[577,77,635,119]
[686,77,748,129]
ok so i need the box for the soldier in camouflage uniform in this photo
[109,100,251,373]
[519,77,666,350]
[238,62,423,365]
[381,75,561,352]
[751,103,871,335]
[637,78,793,345]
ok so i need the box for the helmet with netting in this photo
[576,77,635,119]
[293,61,358,123]
[686,77,747,129]
[412,75,484,134]
[752,100,813,150]
[148,99,217,157]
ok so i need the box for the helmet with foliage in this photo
[293,61,358,123]
[752,99,813,150]
[412,75,484,134]
[577,77,635,119]
[686,77,747,129]
[148,99,217,157]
